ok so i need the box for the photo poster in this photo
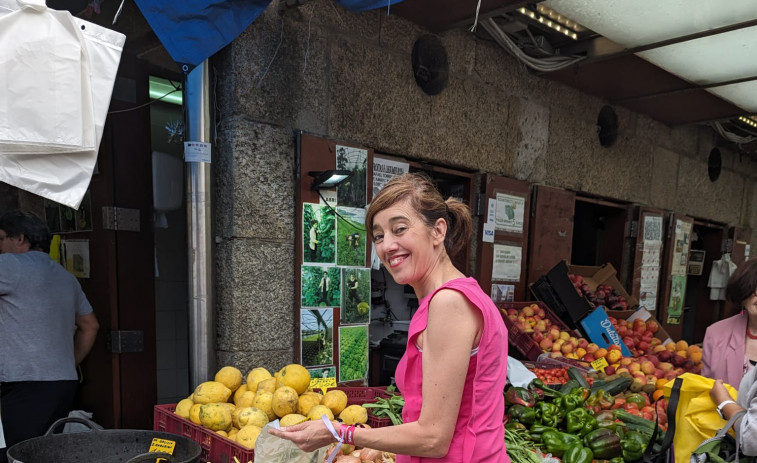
[670,220,693,277]
[492,244,522,282]
[639,215,663,312]
[341,267,371,324]
[45,190,93,233]
[491,284,515,303]
[338,325,369,383]
[667,274,687,325]
[302,202,336,264]
[336,145,368,208]
[62,239,90,278]
[308,366,337,392]
[301,265,342,308]
[300,308,334,367]
[372,156,409,198]
[336,207,367,267]
[494,193,525,233]
[687,250,706,276]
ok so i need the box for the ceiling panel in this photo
[622,90,743,126]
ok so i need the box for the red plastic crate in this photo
[154,404,255,463]
[498,301,573,360]
[325,387,394,428]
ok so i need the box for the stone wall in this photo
[213,0,757,368]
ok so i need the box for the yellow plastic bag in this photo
[664,372,738,463]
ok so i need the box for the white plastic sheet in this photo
[0,0,124,208]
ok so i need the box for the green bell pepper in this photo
[505,422,527,432]
[594,410,618,431]
[621,430,647,462]
[529,424,558,443]
[508,404,536,425]
[535,401,562,427]
[563,443,594,463]
[556,392,583,413]
[583,427,621,459]
[541,430,581,457]
[566,407,598,436]
[567,386,591,402]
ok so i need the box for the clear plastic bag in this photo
[254,421,327,463]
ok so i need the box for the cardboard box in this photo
[606,307,675,345]
[579,307,633,357]
[530,261,593,329]
[567,262,639,309]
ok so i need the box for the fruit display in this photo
[173,363,372,452]
[569,274,629,310]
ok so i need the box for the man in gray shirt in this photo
[0,210,99,462]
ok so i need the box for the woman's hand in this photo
[710,379,733,405]
[267,419,338,452]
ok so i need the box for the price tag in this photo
[310,377,337,393]
[149,438,176,456]
[591,357,609,372]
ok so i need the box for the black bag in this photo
[642,376,682,463]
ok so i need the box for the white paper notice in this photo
[495,193,525,233]
[482,222,495,243]
[373,157,409,197]
[62,239,90,278]
[184,141,212,163]
[318,189,338,208]
[487,198,496,224]
[492,244,521,281]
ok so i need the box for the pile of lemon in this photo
[174,363,368,450]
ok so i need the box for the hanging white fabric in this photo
[0,0,124,209]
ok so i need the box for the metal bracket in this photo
[102,207,140,232]
[108,330,144,353]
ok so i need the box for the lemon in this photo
[199,403,232,432]
[236,425,262,449]
[297,393,322,416]
[192,381,232,404]
[235,390,256,408]
[321,390,348,415]
[233,406,269,428]
[233,384,249,405]
[215,366,243,392]
[338,405,367,425]
[307,404,335,421]
[246,367,273,393]
[252,391,276,421]
[272,386,299,418]
[256,377,277,394]
[276,364,311,395]
[174,397,194,419]
[279,413,309,427]
[189,403,203,425]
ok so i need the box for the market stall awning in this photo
[134,0,405,71]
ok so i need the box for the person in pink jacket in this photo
[703,257,757,390]
[270,173,509,462]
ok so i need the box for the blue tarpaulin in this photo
[135,0,405,71]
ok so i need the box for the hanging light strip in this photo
[516,6,579,40]
[739,116,757,128]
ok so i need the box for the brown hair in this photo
[366,172,473,259]
[726,257,757,306]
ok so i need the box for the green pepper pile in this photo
[503,370,663,463]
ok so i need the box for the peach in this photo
[647,320,659,333]
[650,338,662,347]
[631,376,647,389]
[578,338,589,349]
[561,343,574,354]
[664,371,678,380]
[628,363,641,374]
[675,340,689,352]
[606,349,623,365]
[582,353,596,362]
[658,362,674,372]
[690,351,702,364]
[608,344,622,352]
[539,338,553,350]
[595,348,608,359]
[549,328,561,341]
[675,349,688,359]
[647,355,660,367]
[620,357,633,366]
[665,342,677,352]
[522,306,534,317]
[506,308,518,316]
[641,361,656,375]
[559,331,571,341]
[653,345,667,353]
[616,367,630,375]
[653,368,664,379]
[586,343,599,354]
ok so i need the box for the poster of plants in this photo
[301,265,341,308]
[336,206,366,267]
[302,202,336,264]
[300,308,333,367]
[339,325,369,382]
[341,267,371,324]
[336,145,367,208]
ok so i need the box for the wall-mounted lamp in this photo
[309,170,352,190]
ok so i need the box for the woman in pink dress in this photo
[270,173,509,462]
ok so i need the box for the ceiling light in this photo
[516,7,580,40]
[739,116,757,128]
[309,170,352,190]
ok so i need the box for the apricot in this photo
[675,340,689,352]
[595,348,608,359]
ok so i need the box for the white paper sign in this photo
[495,193,525,233]
[318,189,338,208]
[62,239,90,278]
[487,198,496,224]
[492,244,522,281]
[373,157,409,197]
[482,222,495,243]
[184,141,212,163]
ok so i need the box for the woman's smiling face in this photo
[371,198,443,286]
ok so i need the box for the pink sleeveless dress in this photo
[394,277,510,463]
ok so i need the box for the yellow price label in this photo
[310,377,337,393]
[149,438,176,455]
[591,357,609,372]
